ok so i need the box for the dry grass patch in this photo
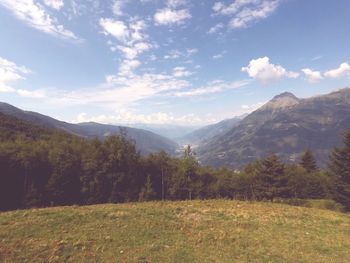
[0,200,349,262]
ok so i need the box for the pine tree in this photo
[255,154,288,201]
[300,149,318,173]
[328,130,350,211]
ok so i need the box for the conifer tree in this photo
[328,130,350,211]
[300,149,318,173]
[255,154,288,200]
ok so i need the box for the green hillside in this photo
[0,200,349,263]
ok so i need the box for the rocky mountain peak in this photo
[261,92,300,110]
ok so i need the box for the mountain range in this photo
[177,116,243,147]
[196,88,350,168]
[1,88,349,167]
[0,102,179,155]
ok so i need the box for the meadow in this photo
[0,200,350,262]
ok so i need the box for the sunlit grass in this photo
[0,200,349,262]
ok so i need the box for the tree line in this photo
[0,113,349,211]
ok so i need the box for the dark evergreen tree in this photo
[255,154,288,201]
[328,130,350,211]
[300,149,318,173]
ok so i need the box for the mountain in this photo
[177,116,243,146]
[0,102,179,155]
[127,123,200,140]
[197,88,350,168]
[0,112,57,141]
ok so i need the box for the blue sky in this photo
[0,0,349,126]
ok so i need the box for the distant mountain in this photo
[127,123,200,140]
[197,88,350,168]
[0,103,179,155]
[177,116,243,146]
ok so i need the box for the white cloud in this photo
[0,0,78,40]
[164,50,181,59]
[242,57,299,83]
[0,57,30,92]
[208,23,224,34]
[112,0,126,16]
[187,48,198,55]
[164,49,197,60]
[213,54,223,60]
[73,110,213,126]
[167,0,187,8]
[154,8,191,25]
[212,51,227,60]
[100,18,129,42]
[324,62,350,78]
[302,68,323,83]
[115,42,153,60]
[100,19,149,49]
[213,0,280,29]
[118,59,141,77]
[0,56,47,98]
[52,72,190,109]
[43,0,64,10]
[174,79,250,97]
[230,1,279,28]
[173,67,193,78]
[100,18,152,76]
[16,89,46,98]
[213,0,253,15]
[311,55,323,61]
[42,74,250,115]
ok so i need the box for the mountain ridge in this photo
[0,102,179,155]
[197,88,350,168]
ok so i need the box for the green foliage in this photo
[0,113,349,213]
[328,130,350,211]
[168,145,199,200]
[139,175,156,201]
[286,165,331,199]
[300,149,318,173]
[254,154,288,200]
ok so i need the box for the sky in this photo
[0,0,350,126]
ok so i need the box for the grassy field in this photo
[0,200,349,263]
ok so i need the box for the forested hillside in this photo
[0,102,179,155]
[1,113,350,212]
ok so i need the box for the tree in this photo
[255,154,288,200]
[328,130,350,211]
[103,135,142,203]
[0,143,24,210]
[237,161,261,200]
[80,139,108,204]
[139,175,156,201]
[142,151,174,201]
[300,149,318,173]
[169,145,199,200]
[46,137,82,206]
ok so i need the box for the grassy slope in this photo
[0,200,349,263]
